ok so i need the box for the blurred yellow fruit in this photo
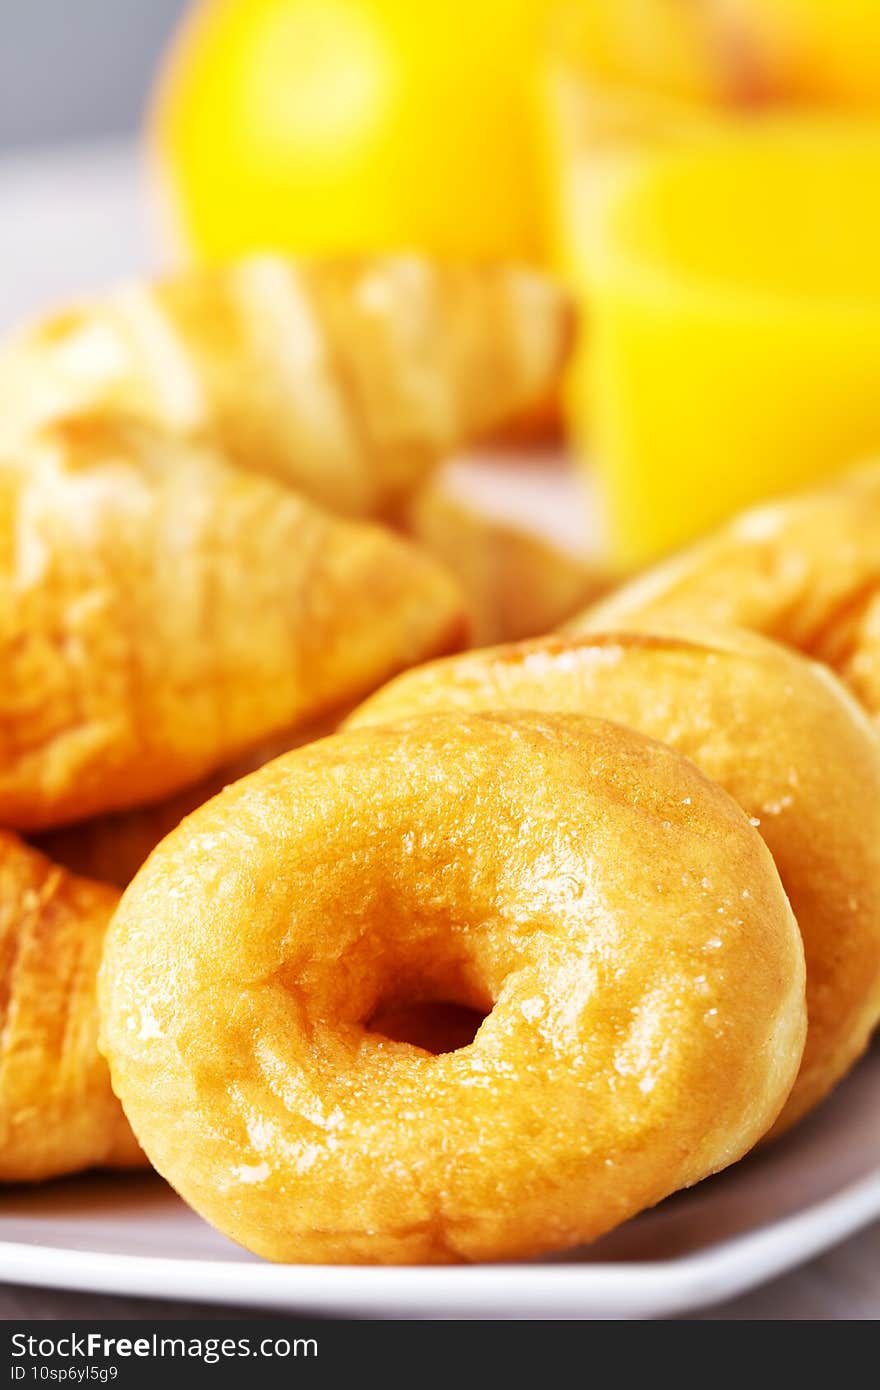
[151,0,552,263]
[546,0,880,110]
[730,0,880,108]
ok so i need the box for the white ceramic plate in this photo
[2,140,879,1321]
[1,1044,878,1319]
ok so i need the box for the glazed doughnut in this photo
[350,626,880,1132]
[100,713,805,1264]
[0,831,142,1181]
[568,462,880,724]
[0,412,465,830]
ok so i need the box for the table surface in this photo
[0,140,877,1323]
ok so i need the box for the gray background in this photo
[0,0,187,151]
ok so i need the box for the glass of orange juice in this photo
[540,0,880,567]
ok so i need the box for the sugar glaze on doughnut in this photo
[100,713,805,1264]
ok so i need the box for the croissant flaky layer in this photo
[403,479,605,645]
[0,413,467,830]
[35,722,329,889]
[0,256,571,517]
[0,831,142,1182]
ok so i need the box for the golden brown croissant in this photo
[34,721,335,889]
[402,479,607,645]
[0,831,141,1181]
[0,256,571,518]
[0,412,466,830]
[36,481,605,879]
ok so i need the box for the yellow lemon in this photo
[151,0,552,263]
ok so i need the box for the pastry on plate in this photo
[100,713,805,1263]
[0,412,466,829]
[0,831,142,1181]
[351,624,880,1132]
[0,256,571,518]
[403,478,605,644]
[569,461,880,726]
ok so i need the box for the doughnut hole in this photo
[363,961,493,1054]
[366,999,489,1054]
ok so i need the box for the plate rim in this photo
[2,1166,878,1319]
